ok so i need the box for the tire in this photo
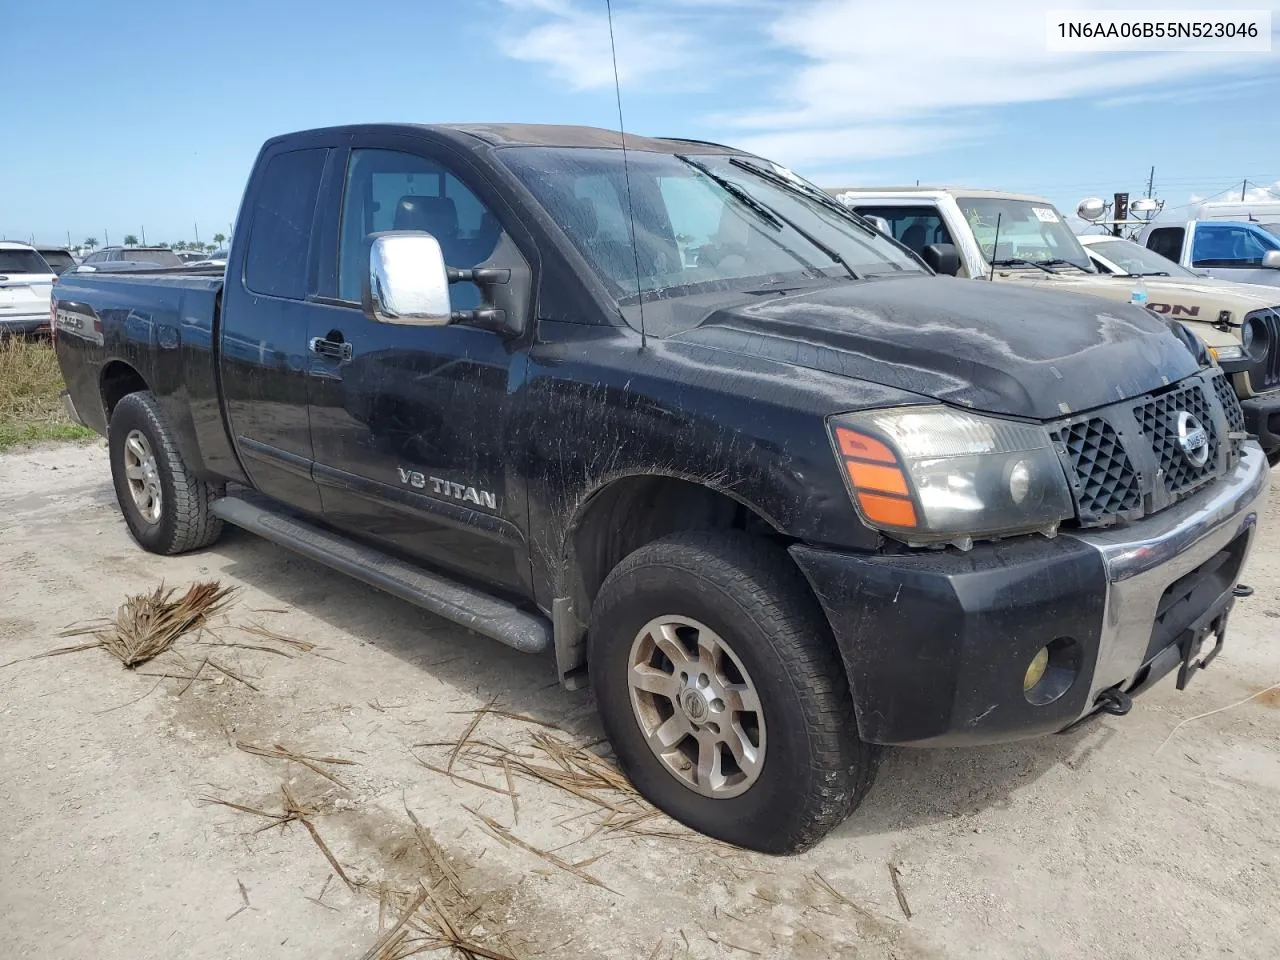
[1268,449,1280,469]
[588,530,879,854]
[108,391,224,555]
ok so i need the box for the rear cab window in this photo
[0,250,53,274]
[244,148,328,299]
[848,205,953,256]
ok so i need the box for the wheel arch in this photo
[99,360,150,417]
[553,471,800,685]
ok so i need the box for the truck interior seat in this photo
[393,195,462,260]
[900,223,927,253]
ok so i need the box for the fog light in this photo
[1023,646,1050,692]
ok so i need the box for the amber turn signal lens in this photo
[835,427,896,464]
[856,491,918,527]
[845,460,910,496]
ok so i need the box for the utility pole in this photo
[194,222,200,246]
[1145,166,1155,198]
[1241,179,1248,201]
[67,230,71,248]
[105,230,109,247]
[141,226,147,245]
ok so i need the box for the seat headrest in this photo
[393,195,459,237]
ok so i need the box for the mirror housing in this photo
[863,215,891,235]
[922,242,961,276]
[363,232,452,326]
[1076,197,1106,222]
[1263,250,1280,270]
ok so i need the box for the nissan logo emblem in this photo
[1175,411,1210,468]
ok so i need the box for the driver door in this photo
[304,139,534,594]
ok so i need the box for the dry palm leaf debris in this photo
[2,580,236,671]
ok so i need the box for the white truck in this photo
[834,187,1280,461]
[1130,218,1280,287]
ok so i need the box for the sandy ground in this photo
[1,440,1277,960]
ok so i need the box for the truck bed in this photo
[53,270,244,484]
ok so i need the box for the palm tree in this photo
[82,237,99,251]
[123,234,139,247]
[174,241,187,251]
[213,232,226,249]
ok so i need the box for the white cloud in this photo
[496,0,692,91]
[495,0,1280,167]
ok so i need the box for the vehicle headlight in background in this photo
[1211,343,1244,362]
[828,406,1074,547]
[1242,312,1270,363]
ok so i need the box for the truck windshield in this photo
[500,147,925,307]
[1085,238,1199,278]
[1190,221,1280,267]
[956,198,1094,272]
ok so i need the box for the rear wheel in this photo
[108,391,224,555]
[589,531,879,854]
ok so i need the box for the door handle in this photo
[309,336,353,362]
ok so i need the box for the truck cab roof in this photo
[265,123,749,156]
[829,186,1056,206]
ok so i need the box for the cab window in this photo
[848,205,953,255]
[1190,222,1280,267]
[1146,227,1185,262]
[337,148,509,309]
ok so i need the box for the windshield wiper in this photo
[678,155,858,280]
[990,258,1056,275]
[727,157,883,240]
[676,155,783,231]
[1133,271,1170,277]
[1036,258,1093,274]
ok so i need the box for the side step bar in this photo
[211,495,550,654]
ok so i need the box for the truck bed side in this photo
[53,272,247,485]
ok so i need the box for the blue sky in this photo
[3,0,1278,247]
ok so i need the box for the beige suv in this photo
[836,187,1280,462]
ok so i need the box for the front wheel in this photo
[588,531,879,854]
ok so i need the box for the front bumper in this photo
[1241,393,1280,455]
[791,442,1270,746]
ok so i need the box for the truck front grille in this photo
[1056,418,1141,520]
[1133,381,1219,496]
[1212,370,1247,436]
[1051,370,1239,528]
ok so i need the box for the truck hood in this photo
[676,276,1199,421]
[996,269,1280,316]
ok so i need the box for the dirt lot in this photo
[1,441,1277,960]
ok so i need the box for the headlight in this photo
[1242,312,1270,363]
[1212,344,1245,362]
[828,406,1074,546]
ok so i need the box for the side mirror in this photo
[922,242,960,276]
[1263,250,1280,270]
[363,232,452,326]
[863,215,891,235]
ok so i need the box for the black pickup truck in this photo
[54,124,1269,854]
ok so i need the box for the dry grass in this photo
[0,337,94,450]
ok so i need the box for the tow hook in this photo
[1094,687,1132,717]
[1233,584,1254,598]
